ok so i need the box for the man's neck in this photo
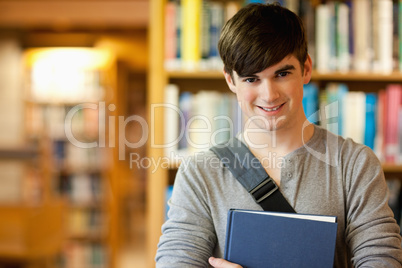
[243,122,315,158]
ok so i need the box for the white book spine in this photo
[337,3,351,72]
[316,4,330,73]
[377,0,394,73]
[353,0,372,72]
[164,84,180,157]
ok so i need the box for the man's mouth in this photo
[258,103,284,112]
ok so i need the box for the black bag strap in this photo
[210,137,296,213]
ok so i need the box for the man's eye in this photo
[277,71,290,77]
[244,78,257,83]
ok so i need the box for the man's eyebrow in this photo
[237,73,259,78]
[274,64,296,74]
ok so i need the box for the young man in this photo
[156,3,402,267]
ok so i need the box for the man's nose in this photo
[260,80,280,103]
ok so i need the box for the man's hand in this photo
[208,257,243,268]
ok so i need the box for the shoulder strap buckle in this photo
[250,177,278,203]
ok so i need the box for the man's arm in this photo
[344,146,402,267]
[155,158,217,267]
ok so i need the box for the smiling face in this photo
[224,54,312,134]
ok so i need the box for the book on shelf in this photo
[164,85,240,157]
[224,209,338,268]
[302,83,319,124]
[364,93,377,150]
[353,0,372,71]
[164,0,179,70]
[69,208,104,236]
[182,0,202,70]
[336,2,351,72]
[325,83,348,136]
[399,0,402,71]
[380,0,394,73]
[164,84,180,156]
[165,185,174,220]
[385,84,402,163]
[63,241,108,268]
[315,4,331,72]
[302,82,402,164]
[164,0,402,73]
[164,0,238,71]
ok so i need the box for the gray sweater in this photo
[156,125,402,267]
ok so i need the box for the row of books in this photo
[164,82,402,164]
[314,0,401,73]
[59,173,103,205]
[53,140,109,172]
[164,0,402,73]
[28,104,103,141]
[164,84,241,157]
[68,208,106,238]
[304,82,402,164]
[0,160,42,204]
[164,0,239,70]
[61,241,107,268]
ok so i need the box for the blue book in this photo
[165,185,174,220]
[302,83,319,124]
[364,93,377,150]
[224,209,338,268]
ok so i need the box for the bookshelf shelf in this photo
[0,147,39,159]
[167,69,402,81]
[311,71,402,82]
[382,163,402,173]
[167,70,224,79]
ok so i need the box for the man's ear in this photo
[303,54,313,84]
[223,69,236,93]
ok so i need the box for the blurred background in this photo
[0,1,149,268]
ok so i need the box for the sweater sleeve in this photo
[155,157,216,268]
[344,146,402,267]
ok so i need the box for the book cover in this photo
[224,209,338,268]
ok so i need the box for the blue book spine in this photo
[303,83,319,124]
[364,93,377,150]
[337,83,349,137]
[165,185,174,220]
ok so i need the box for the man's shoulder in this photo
[177,149,226,173]
[314,125,379,163]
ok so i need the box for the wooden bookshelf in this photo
[147,0,402,267]
[0,201,65,262]
[22,47,118,268]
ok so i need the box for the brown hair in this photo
[218,3,308,78]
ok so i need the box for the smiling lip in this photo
[258,103,285,113]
